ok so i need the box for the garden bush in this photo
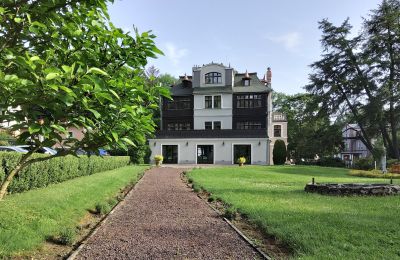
[273,140,287,165]
[0,152,130,194]
[353,157,374,170]
[108,143,151,164]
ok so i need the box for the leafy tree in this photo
[273,92,343,159]
[0,0,169,199]
[306,0,400,159]
[273,139,287,165]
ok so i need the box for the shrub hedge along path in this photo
[76,167,259,259]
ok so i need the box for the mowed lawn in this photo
[0,165,148,257]
[188,166,400,259]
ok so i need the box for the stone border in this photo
[305,183,400,196]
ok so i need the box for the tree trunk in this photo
[0,151,34,200]
[0,164,24,200]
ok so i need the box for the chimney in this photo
[266,67,272,84]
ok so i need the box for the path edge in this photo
[181,171,272,260]
[66,167,150,260]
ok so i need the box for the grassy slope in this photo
[188,166,400,260]
[0,165,148,257]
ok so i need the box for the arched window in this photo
[205,72,222,84]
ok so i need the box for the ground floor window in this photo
[162,145,178,164]
[233,145,251,164]
[197,145,214,164]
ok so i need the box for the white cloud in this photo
[165,42,188,66]
[266,32,302,52]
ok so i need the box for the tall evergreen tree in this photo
[306,0,400,159]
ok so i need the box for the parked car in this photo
[75,148,109,156]
[16,145,57,155]
[0,146,29,153]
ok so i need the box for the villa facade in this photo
[149,63,287,165]
[340,124,371,163]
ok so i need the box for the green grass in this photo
[0,165,148,257]
[188,166,400,260]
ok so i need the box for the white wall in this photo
[148,138,269,165]
[193,94,233,129]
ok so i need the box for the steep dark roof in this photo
[233,72,271,93]
[169,78,193,96]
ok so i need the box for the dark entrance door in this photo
[197,145,214,164]
[162,145,178,164]
[233,145,251,164]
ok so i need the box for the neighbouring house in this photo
[340,124,371,163]
[149,62,287,165]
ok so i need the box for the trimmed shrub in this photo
[95,201,112,215]
[0,152,130,194]
[223,206,237,220]
[353,157,374,170]
[58,227,77,245]
[273,140,287,165]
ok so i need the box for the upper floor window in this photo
[205,95,221,109]
[213,121,221,130]
[236,94,262,108]
[205,96,213,108]
[205,72,222,84]
[236,121,262,130]
[213,96,221,108]
[274,125,281,137]
[243,79,250,86]
[167,122,191,131]
[205,121,212,130]
[166,97,191,110]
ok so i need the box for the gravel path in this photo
[76,167,259,260]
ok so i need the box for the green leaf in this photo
[87,109,101,118]
[62,65,71,73]
[111,131,119,142]
[109,89,120,100]
[14,17,22,24]
[87,67,109,77]
[30,56,41,62]
[28,124,41,134]
[121,137,136,147]
[51,124,67,133]
[45,73,59,80]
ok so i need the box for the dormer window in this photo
[242,70,251,86]
[205,72,222,84]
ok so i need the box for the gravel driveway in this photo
[75,167,260,259]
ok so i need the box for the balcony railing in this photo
[153,129,268,139]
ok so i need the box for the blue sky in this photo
[108,0,381,94]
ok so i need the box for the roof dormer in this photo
[242,70,251,86]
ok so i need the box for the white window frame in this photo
[204,95,222,109]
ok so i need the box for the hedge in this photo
[0,152,130,194]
